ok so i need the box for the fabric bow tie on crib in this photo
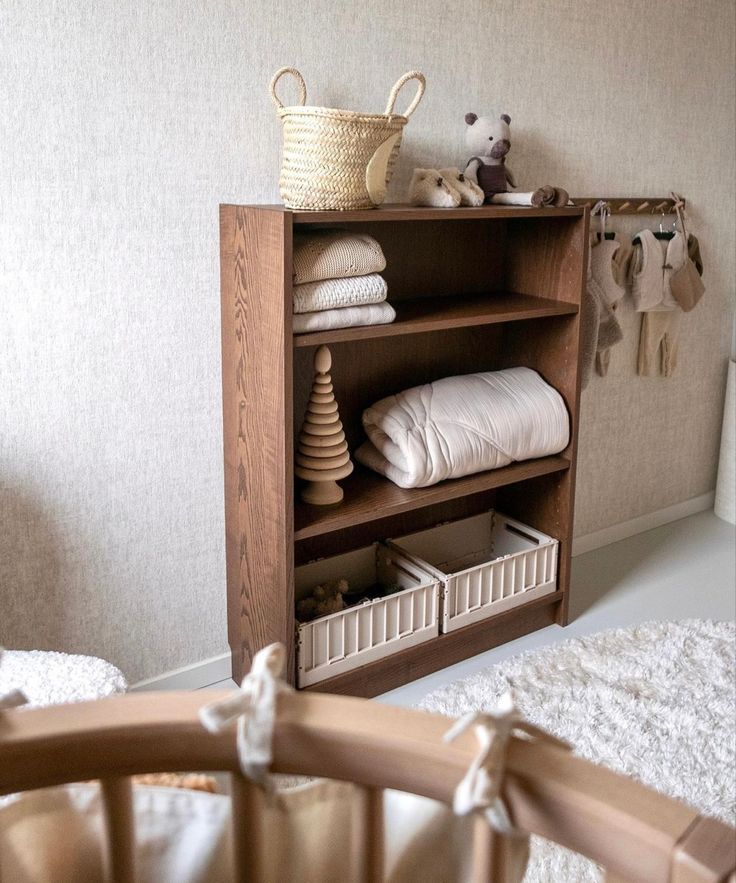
[199,643,569,833]
[199,643,292,785]
[444,694,571,835]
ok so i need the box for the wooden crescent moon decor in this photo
[295,345,354,505]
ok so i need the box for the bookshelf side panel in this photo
[221,205,294,681]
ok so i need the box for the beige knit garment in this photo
[292,302,396,333]
[293,230,386,284]
[293,273,387,313]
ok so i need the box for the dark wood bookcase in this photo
[220,203,588,696]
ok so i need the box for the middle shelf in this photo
[294,455,571,540]
[292,291,579,347]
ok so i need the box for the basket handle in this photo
[270,67,307,110]
[384,71,426,119]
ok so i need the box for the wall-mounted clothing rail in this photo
[570,197,685,214]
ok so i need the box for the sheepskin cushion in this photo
[0,649,127,707]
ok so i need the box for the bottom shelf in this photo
[301,591,562,697]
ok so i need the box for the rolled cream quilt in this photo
[355,367,569,488]
[292,302,395,333]
[293,273,387,314]
[293,230,386,284]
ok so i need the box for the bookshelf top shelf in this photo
[293,291,578,347]
[237,203,585,224]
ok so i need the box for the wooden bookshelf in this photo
[220,203,588,695]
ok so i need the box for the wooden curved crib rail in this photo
[1,690,734,883]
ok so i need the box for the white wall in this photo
[1,0,734,681]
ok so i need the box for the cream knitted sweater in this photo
[293,274,387,314]
[293,230,386,284]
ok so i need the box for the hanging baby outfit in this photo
[630,229,687,312]
[628,229,687,377]
[590,236,626,376]
[580,229,626,388]
[629,192,705,377]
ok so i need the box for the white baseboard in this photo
[134,493,715,691]
[572,492,715,557]
[131,651,232,692]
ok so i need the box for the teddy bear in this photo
[296,577,349,622]
[463,112,516,202]
[438,168,485,207]
[408,169,461,208]
[464,112,570,207]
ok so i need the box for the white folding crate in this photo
[295,543,440,688]
[388,511,558,633]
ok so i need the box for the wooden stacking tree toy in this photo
[296,345,354,506]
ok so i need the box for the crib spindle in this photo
[471,815,500,882]
[100,777,136,883]
[359,787,385,883]
[230,773,263,883]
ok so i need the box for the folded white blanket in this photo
[293,274,387,314]
[355,367,569,488]
[293,302,396,334]
[293,230,386,284]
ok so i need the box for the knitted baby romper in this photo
[580,236,626,388]
[638,310,683,377]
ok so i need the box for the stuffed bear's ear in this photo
[500,114,511,124]
[465,112,478,125]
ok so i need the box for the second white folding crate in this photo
[387,510,558,633]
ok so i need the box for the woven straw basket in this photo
[270,68,426,211]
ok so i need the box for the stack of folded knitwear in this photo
[292,229,395,333]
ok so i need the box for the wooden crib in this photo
[1,689,734,883]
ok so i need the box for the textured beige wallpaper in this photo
[1,0,734,681]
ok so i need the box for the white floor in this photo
[378,510,736,707]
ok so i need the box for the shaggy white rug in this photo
[417,620,736,882]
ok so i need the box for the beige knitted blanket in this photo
[293,230,386,284]
[293,273,387,314]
